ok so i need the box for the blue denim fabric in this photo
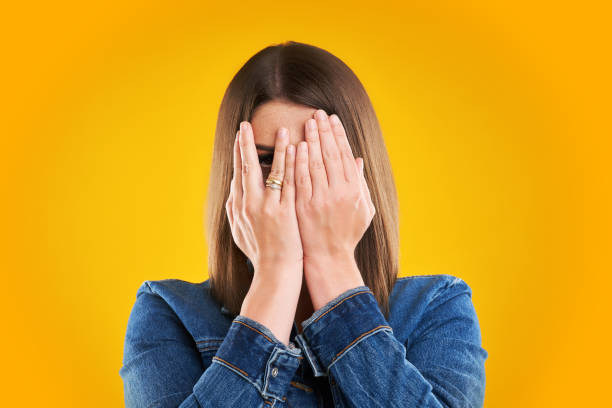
[120,265,488,407]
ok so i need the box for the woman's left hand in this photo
[295,109,376,311]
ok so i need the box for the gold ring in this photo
[265,175,282,190]
[266,183,282,190]
[266,176,283,186]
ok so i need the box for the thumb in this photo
[354,157,366,209]
[356,157,364,175]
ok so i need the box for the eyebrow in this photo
[255,144,275,152]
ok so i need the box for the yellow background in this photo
[1,1,609,406]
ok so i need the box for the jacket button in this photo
[271,367,278,377]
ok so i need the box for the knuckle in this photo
[324,149,340,162]
[346,188,360,201]
[340,146,353,160]
[262,204,276,218]
[275,143,286,155]
[239,129,250,146]
[335,129,347,141]
[269,168,283,179]
[310,198,324,211]
[243,203,257,217]
[239,138,249,150]
[297,146,308,160]
[298,174,310,186]
[236,211,245,224]
[306,129,318,142]
[238,206,247,219]
[331,194,344,205]
[312,159,324,170]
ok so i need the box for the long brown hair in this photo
[205,41,399,320]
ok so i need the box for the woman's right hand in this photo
[225,121,303,277]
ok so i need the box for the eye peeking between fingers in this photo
[258,153,274,167]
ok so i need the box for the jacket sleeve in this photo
[294,278,488,408]
[119,281,303,408]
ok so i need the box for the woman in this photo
[120,41,488,407]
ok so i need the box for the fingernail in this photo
[330,114,340,125]
[299,142,307,151]
[240,122,248,132]
[315,109,327,120]
[279,128,287,138]
[287,144,294,154]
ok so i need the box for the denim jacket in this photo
[119,265,488,408]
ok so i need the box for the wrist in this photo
[241,279,300,345]
[302,252,365,311]
[303,251,357,274]
[251,259,303,287]
[254,254,303,271]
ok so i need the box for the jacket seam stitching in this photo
[311,290,373,325]
[330,325,392,366]
[198,346,220,352]
[290,381,314,393]
[234,320,276,343]
[212,356,249,377]
[211,357,270,401]
[196,338,224,344]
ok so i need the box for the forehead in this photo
[250,99,318,150]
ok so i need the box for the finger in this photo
[281,143,296,206]
[330,113,358,184]
[357,157,375,216]
[264,127,289,203]
[226,186,234,225]
[239,121,264,202]
[295,141,311,203]
[354,157,365,200]
[314,109,343,188]
[232,130,242,217]
[305,117,328,198]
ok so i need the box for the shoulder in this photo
[137,278,212,306]
[391,274,472,305]
[388,275,487,406]
[387,274,478,343]
[128,278,233,343]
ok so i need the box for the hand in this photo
[294,109,376,310]
[226,121,303,276]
